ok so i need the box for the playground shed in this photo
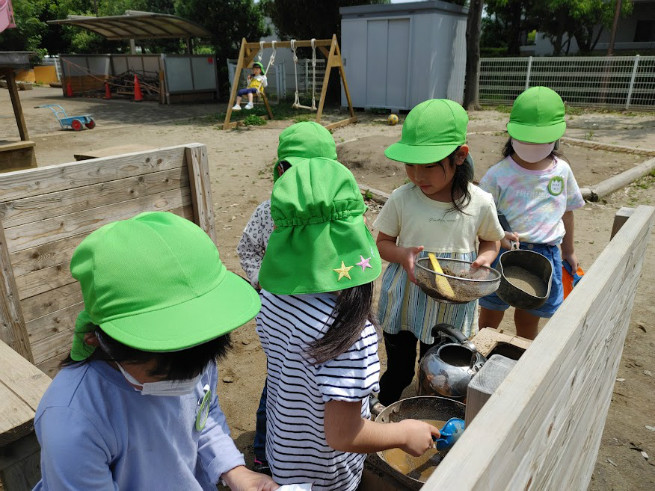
[339,0,468,110]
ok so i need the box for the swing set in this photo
[223,35,357,131]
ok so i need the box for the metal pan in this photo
[370,396,466,489]
[496,214,553,310]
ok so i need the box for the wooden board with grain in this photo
[0,145,213,373]
[423,205,655,490]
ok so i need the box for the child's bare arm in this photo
[376,231,424,283]
[324,400,439,456]
[561,210,578,269]
[472,239,500,268]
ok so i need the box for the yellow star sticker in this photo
[333,261,353,281]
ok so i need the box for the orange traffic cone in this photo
[133,74,143,102]
[104,82,111,99]
[66,81,73,97]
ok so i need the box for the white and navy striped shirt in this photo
[256,291,380,491]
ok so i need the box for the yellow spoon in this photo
[428,253,456,299]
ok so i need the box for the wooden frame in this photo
[223,35,357,131]
[0,144,216,376]
[0,67,37,172]
[423,205,655,490]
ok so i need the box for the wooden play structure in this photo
[424,205,654,490]
[0,52,38,172]
[223,35,357,131]
[0,144,216,490]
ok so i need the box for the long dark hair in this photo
[308,282,377,365]
[441,147,473,213]
[503,137,563,160]
[61,326,232,381]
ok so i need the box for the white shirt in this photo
[256,292,380,491]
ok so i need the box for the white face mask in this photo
[117,362,201,397]
[511,138,555,163]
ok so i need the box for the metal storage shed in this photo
[340,0,468,111]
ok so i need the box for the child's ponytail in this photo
[449,148,473,214]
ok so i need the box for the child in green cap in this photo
[33,212,277,491]
[237,121,338,473]
[374,99,505,406]
[478,86,584,339]
[233,61,267,110]
[257,158,440,490]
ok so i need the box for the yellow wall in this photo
[15,66,59,85]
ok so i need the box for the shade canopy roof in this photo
[48,10,211,40]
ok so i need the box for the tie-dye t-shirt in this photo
[479,156,584,245]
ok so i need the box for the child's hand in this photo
[562,251,579,271]
[500,231,519,251]
[397,419,440,457]
[400,246,424,284]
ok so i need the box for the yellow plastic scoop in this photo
[428,253,455,299]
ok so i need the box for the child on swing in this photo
[233,61,267,111]
[478,86,584,340]
[237,121,337,474]
[256,158,440,490]
[34,212,277,491]
[374,99,505,406]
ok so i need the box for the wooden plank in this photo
[0,387,33,447]
[73,144,156,161]
[223,38,247,130]
[0,340,50,412]
[315,37,336,124]
[0,142,36,173]
[423,205,655,490]
[610,206,634,239]
[21,283,81,324]
[0,145,187,203]
[26,302,83,348]
[0,167,188,230]
[31,324,77,365]
[4,70,29,141]
[185,145,217,244]
[4,187,192,254]
[0,433,42,491]
[324,117,358,131]
[10,234,90,279]
[0,223,33,362]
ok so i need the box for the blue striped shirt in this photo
[256,291,380,491]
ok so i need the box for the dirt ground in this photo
[2,87,654,489]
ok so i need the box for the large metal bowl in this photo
[414,257,501,304]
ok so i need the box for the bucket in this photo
[496,248,552,310]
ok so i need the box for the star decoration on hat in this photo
[356,255,372,271]
[334,261,353,281]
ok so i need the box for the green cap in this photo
[273,122,337,181]
[253,61,265,75]
[260,158,381,295]
[69,212,260,360]
[385,99,468,164]
[507,86,566,144]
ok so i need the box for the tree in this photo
[260,0,389,41]
[174,0,269,98]
[0,0,49,56]
[464,0,484,109]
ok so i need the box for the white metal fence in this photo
[479,55,655,110]
[227,58,326,104]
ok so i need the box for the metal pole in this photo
[625,55,640,110]
[525,56,533,90]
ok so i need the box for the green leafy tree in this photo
[260,0,390,41]
[0,0,49,56]
[174,0,269,98]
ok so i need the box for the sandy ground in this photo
[2,87,654,489]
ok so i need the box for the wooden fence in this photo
[0,144,215,376]
[424,205,654,490]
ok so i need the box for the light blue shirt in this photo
[34,359,244,490]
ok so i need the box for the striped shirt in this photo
[256,291,380,491]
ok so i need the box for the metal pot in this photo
[418,323,486,399]
[370,396,466,489]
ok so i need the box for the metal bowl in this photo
[414,257,501,304]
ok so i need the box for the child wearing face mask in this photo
[478,86,585,340]
[33,212,278,491]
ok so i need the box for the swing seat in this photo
[292,102,317,112]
